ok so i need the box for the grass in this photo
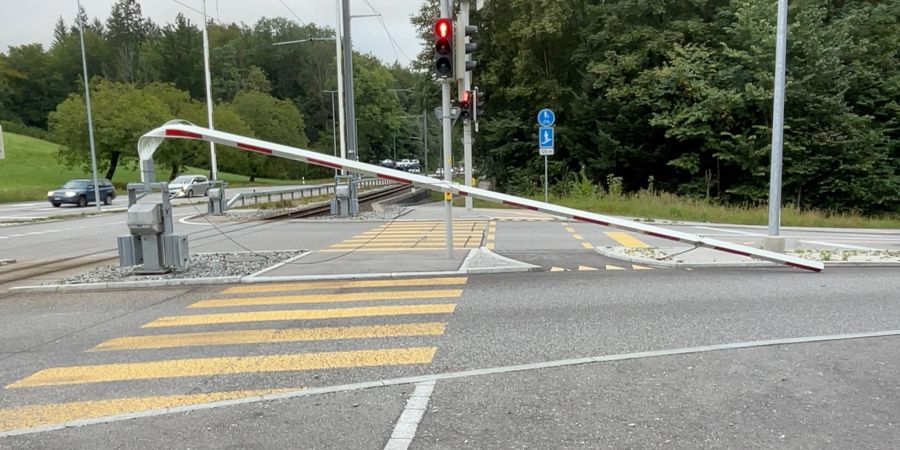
[0,132,321,203]
[428,187,900,229]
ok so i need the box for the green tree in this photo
[48,79,170,180]
[230,90,309,181]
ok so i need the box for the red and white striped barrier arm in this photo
[138,122,824,272]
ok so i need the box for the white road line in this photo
[179,214,212,226]
[384,380,436,450]
[3,329,898,437]
[799,240,876,251]
[694,226,763,236]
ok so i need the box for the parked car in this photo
[396,159,412,170]
[47,178,116,207]
[380,159,395,169]
[168,174,210,198]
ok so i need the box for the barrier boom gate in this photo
[138,122,823,272]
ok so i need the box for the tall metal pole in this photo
[335,0,347,166]
[440,0,453,259]
[201,0,218,180]
[77,0,101,211]
[768,0,788,237]
[460,0,474,211]
[422,111,428,174]
[341,0,358,163]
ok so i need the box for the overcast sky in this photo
[0,0,424,65]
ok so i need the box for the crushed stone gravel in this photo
[58,251,305,285]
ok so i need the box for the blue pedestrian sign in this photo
[539,127,554,149]
[537,108,556,127]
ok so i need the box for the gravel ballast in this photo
[59,251,305,285]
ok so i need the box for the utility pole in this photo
[440,0,454,259]
[201,0,218,181]
[460,0,474,211]
[765,0,788,253]
[77,0,101,211]
[341,0,360,212]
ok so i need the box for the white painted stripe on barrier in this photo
[137,123,823,272]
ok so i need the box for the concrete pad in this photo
[254,249,470,277]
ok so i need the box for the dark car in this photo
[47,178,116,207]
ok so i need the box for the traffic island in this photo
[596,246,900,269]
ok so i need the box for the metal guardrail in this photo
[226,178,395,208]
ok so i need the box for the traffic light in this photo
[433,18,453,78]
[459,90,474,121]
[454,23,477,79]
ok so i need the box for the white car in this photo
[168,175,210,198]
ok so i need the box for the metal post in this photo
[335,0,347,165]
[544,155,549,203]
[423,111,428,174]
[441,0,453,259]
[201,0,218,181]
[460,0,474,211]
[77,0,101,211]
[768,0,788,237]
[341,0,360,212]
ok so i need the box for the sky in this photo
[0,0,425,65]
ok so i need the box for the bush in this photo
[0,120,55,143]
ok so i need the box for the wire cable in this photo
[277,0,307,26]
[360,0,412,63]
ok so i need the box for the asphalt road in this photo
[0,267,897,447]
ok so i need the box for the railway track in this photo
[264,183,411,220]
[0,184,411,291]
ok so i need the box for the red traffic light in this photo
[434,18,452,39]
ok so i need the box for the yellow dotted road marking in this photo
[143,304,457,328]
[0,388,298,432]
[221,277,468,295]
[581,242,594,249]
[90,323,447,352]
[329,221,488,251]
[6,347,437,388]
[605,232,651,248]
[565,227,576,233]
[190,289,463,309]
[572,234,584,240]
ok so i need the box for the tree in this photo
[49,79,170,180]
[230,90,309,181]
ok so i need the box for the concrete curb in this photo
[459,247,542,274]
[0,259,16,266]
[595,246,900,269]
[9,246,539,292]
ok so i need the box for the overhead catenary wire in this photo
[171,0,225,24]
[277,0,307,26]
[360,0,412,63]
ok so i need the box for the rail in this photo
[226,178,395,208]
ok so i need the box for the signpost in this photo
[0,125,4,160]
[537,109,556,203]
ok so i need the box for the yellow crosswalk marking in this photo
[581,242,594,249]
[572,234,584,240]
[578,265,599,271]
[606,264,625,270]
[0,388,298,432]
[6,347,437,388]
[190,289,462,308]
[143,304,457,328]
[605,232,651,248]
[486,243,495,250]
[222,277,468,294]
[91,323,447,351]
[632,264,653,270]
[320,247,476,252]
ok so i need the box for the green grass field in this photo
[0,132,318,203]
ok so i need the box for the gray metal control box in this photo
[127,204,163,235]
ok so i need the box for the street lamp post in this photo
[765,0,789,253]
[76,0,102,211]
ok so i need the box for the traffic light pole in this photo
[341,0,360,213]
[460,0,474,211]
[440,0,454,259]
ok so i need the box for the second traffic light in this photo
[433,18,453,78]
[454,23,477,80]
